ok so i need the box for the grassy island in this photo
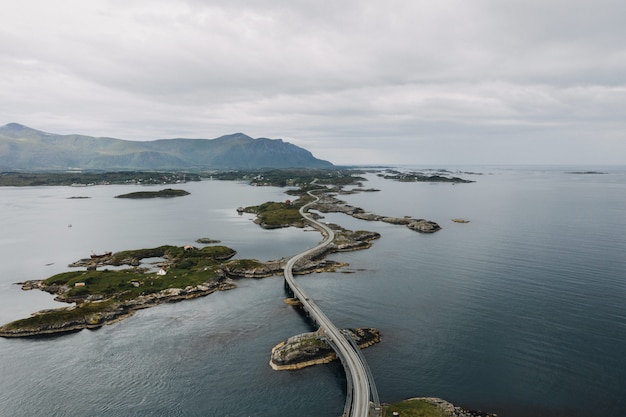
[114,188,190,198]
[242,200,310,228]
[0,245,251,337]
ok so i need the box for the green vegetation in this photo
[224,259,266,270]
[0,171,200,187]
[114,188,190,199]
[0,244,249,336]
[383,399,448,417]
[244,200,307,228]
[109,245,236,265]
[44,245,239,301]
[2,299,119,331]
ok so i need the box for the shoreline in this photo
[269,328,381,371]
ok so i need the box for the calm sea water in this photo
[1,167,625,417]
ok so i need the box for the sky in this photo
[1,0,625,165]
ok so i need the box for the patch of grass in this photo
[224,259,265,270]
[246,201,304,227]
[3,299,118,330]
[43,245,233,301]
[383,399,448,417]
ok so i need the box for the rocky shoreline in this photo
[269,328,381,370]
[310,192,442,233]
[0,279,236,338]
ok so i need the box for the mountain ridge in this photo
[0,123,332,170]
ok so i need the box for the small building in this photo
[74,282,86,287]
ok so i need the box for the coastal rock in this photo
[407,219,441,233]
[381,216,413,225]
[195,237,221,244]
[221,259,284,278]
[269,328,380,370]
[351,213,381,221]
[309,193,441,233]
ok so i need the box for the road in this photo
[283,191,376,417]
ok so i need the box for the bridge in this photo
[283,191,380,417]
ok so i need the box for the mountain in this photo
[0,123,333,171]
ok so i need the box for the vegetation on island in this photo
[114,188,190,199]
[0,171,200,187]
[382,398,497,417]
[242,200,310,228]
[0,245,244,336]
[383,399,448,417]
[378,169,475,184]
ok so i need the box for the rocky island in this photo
[0,245,239,337]
[270,328,380,370]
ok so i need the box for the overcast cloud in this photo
[1,0,625,165]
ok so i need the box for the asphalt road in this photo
[283,191,372,417]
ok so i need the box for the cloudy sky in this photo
[1,0,625,165]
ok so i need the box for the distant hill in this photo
[0,123,333,171]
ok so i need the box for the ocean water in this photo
[1,167,625,417]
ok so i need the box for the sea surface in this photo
[0,167,625,417]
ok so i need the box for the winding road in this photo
[283,191,379,417]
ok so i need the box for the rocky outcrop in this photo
[269,328,380,370]
[407,219,441,233]
[310,193,442,234]
[221,260,284,278]
[195,237,221,244]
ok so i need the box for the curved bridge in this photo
[283,191,380,417]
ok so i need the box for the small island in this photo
[270,328,380,370]
[114,188,190,199]
[0,245,239,337]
